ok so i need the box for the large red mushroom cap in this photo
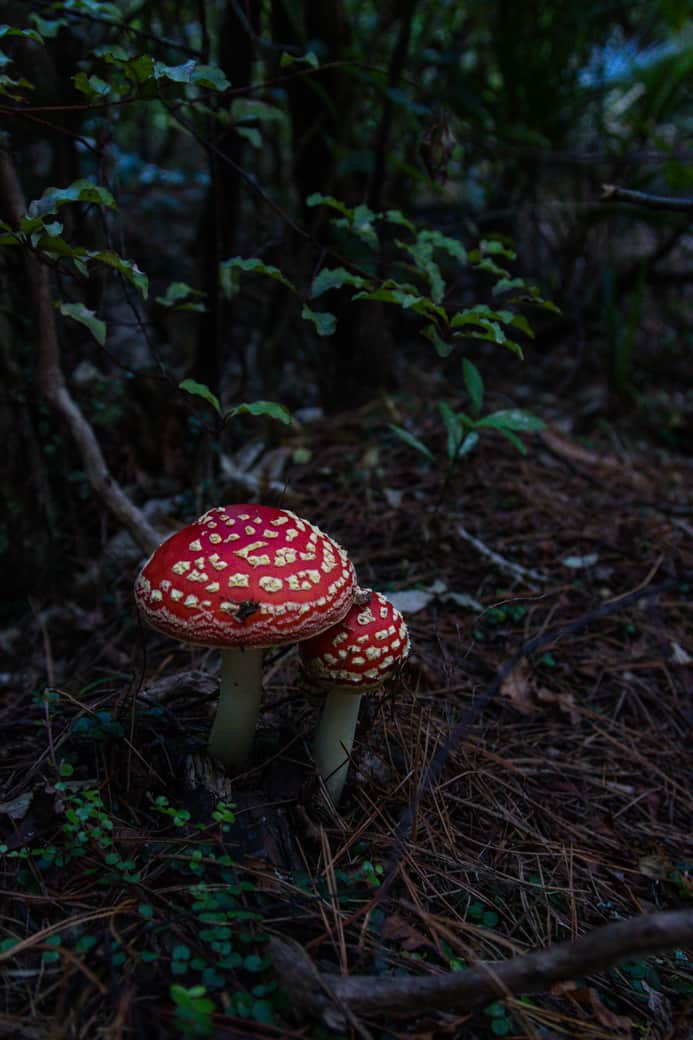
[134,504,356,648]
[300,589,409,691]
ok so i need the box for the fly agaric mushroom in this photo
[300,589,409,804]
[134,504,356,768]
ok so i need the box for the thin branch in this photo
[271,908,693,1024]
[602,183,693,213]
[456,522,550,589]
[0,147,161,557]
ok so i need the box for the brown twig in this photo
[0,146,161,556]
[271,908,693,1023]
[602,183,693,214]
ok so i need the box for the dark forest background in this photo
[0,1,691,1038]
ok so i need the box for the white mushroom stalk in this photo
[208,648,264,767]
[300,589,410,806]
[312,690,363,803]
[134,504,357,770]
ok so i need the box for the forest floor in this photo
[1,347,692,1040]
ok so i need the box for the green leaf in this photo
[0,24,44,44]
[353,287,444,322]
[236,126,262,148]
[231,98,284,124]
[463,359,484,415]
[509,314,535,338]
[191,64,231,91]
[226,400,292,425]
[349,204,378,248]
[417,229,467,263]
[495,427,527,454]
[310,267,368,300]
[155,281,206,311]
[280,50,319,69]
[422,323,453,358]
[153,59,197,83]
[389,424,434,462]
[301,305,337,337]
[73,72,110,99]
[89,251,148,297]
[305,193,352,218]
[179,379,222,416]
[251,999,275,1025]
[474,256,511,279]
[383,209,416,234]
[459,430,479,456]
[396,237,446,302]
[476,410,545,433]
[56,301,106,345]
[30,14,67,38]
[219,256,295,298]
[101,50,154,85]
[452,313,503,341]
[29,180,117,219]
[479,239,516,260]
[439,402,464,461]
[138,903,154,919]
[0,72,34,99]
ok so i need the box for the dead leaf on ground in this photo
[638,853,673,880]
[535,685,580,724]
[641,979,672,1029]
[670,641,691,665]
[553,983,633,1036]
[381,913,435,952]
[500,662,534,714]
[501,664,581,724]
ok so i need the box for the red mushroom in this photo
[134,504,356,767]
[300,589,409,804]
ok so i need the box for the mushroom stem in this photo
[313,689,363,804]
[208,648,264,768]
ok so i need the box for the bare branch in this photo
[602,183,693,213]
[456,522,549,589]
[0,147,162,556]
[271,908,693,1026]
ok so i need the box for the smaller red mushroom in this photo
[300,589,409,804]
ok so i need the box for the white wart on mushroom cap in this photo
[134,504,356,647]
